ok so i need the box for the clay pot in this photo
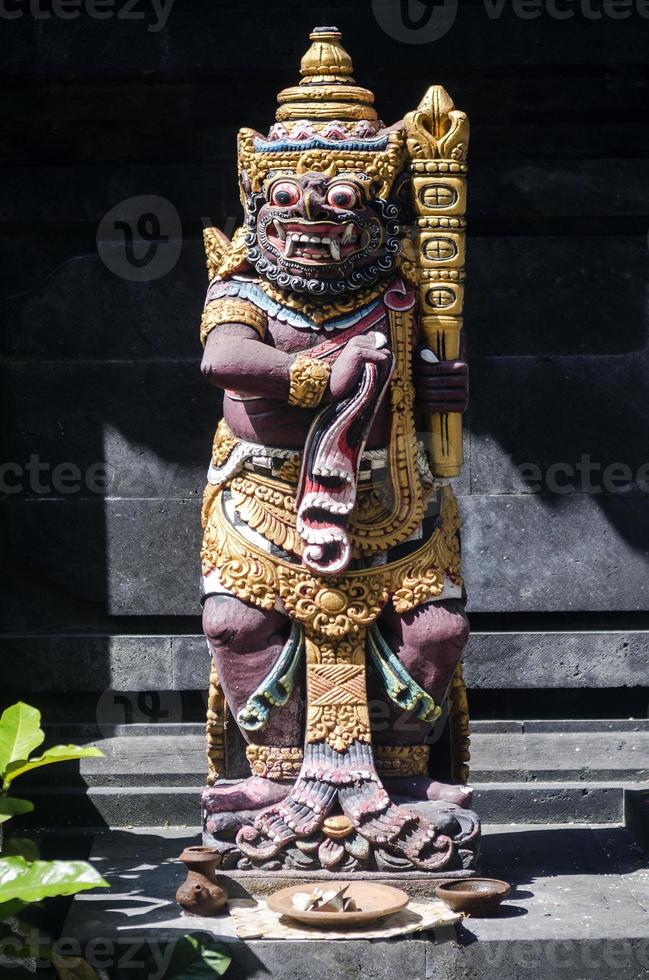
[436,877,511,917]
[176,846,228,916]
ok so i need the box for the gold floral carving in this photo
[200,484,462,615]
[200,501,279,610]
[307,703,371,752]
[201,483,220,530]
[246,744,303,781]
[237,128,407,199]
[245,743,431,780]
[206,659,226,784]
[306,660,371,751]
[304,633,359,665]
[203,225,249,282]
[279,573,388,638]
[203,226,231,280]
[225,466,390,559]
[287,356,331,408]
[391,487,462,614]
[230,474,303,557]
[211,418,239,468]
[200,298,267,345]
[403,86,469,164]
[374,744,430,778]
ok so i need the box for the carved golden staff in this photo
[404,86,470,479]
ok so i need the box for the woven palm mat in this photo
[228,899,461,940]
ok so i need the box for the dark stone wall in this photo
[1,0,648,709]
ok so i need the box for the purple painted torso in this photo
[222,310,392,449]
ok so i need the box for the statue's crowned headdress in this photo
[237,26,406,200]
[221,27,406,296]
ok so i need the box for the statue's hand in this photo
[414,349,469,413]
[326,333,392,402]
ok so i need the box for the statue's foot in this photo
[202,775,291,815]
[385,775,473,809]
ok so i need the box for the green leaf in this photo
[0,797,34,825]
[2,837,39,861]
[0,703,44,778]
[4,745,104,788]
[0,856,108,905]
[0,897,27,921]
[151,934,231,979]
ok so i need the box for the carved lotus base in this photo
[202,779,480,876]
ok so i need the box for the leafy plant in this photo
[146,933,232,978]
[0,701,109,977]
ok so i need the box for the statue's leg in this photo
[373,598,471,806]
[202,595,303,819]
[203,594,303,746]
[378,597,469,716]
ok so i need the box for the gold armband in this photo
[287,356,331,408]
[200,298,267,345]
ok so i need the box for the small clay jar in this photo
[176,846,228,916]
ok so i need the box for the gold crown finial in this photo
[299,26,354,84]
[275,26,377,124]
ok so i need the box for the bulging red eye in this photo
[326,183,359,209]
[270,181,301,207]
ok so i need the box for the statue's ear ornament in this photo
[203,226,250,282]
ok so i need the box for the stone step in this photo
[4,630,649,693]
[28,720,649,786]
[17,780,627,830]
[12,720,643,829]
[469,727,649,782]
[20,782,626,828]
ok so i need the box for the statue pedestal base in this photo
[202,778,481,877]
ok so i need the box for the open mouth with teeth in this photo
[265,219,368,265]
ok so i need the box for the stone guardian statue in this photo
[198,26,479,877]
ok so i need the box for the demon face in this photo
[243,171,401,296]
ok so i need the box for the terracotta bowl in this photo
[435,878,511,916]
[267,881,409,928]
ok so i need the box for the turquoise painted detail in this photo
[209,278,383,333]
[254,135,389,153]
[237,621,304,732]
[367,624,441,725]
